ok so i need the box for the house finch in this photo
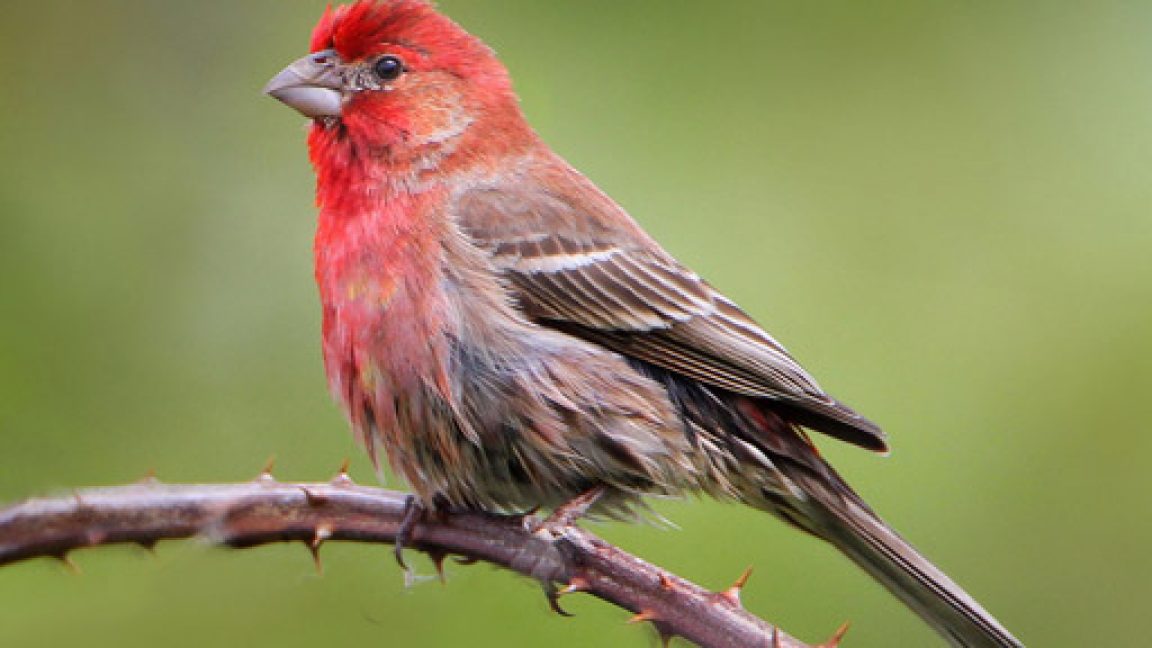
[265,2,1021,646]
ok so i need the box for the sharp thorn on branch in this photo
[558,575,590,597]
[54,552,80,574]
[308,525,332,575]
[426,548,448,584]
[307,543,323,575]
[137,468,159,485]
[331,458,354,486]
[717,566,754,608]
[628,609,658,625]
[820,621,851,648]
[257,456,277,483]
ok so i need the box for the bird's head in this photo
[265,0,523,166]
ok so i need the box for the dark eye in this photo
[373,56,405,82]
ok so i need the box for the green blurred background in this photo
[1,1,1149,646]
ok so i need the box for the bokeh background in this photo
[2,1,1149,646]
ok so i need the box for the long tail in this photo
[775,465,1023,648]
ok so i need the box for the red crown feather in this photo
[308,1,508,95]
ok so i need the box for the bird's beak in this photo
[264,49,346,119]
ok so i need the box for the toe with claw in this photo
[394,495,424,573]
[535,485,607,537]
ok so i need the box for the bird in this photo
[264,2,1021,646]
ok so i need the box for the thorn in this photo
[772,626,781,648]
[307,544,323,575]
[542,582,574,617]
[257,455,277,483]
[658,572,675,591]
[557,575,590,597]
[138,468,159,485]
[137,539,158,554]
[820,621,851,648]
[426,549,448,584]
[628,610,658,625]
[717,566,753,607]
[331,458,353,486]
[54,553,80,574]
[309,525,332,575]
[300,486,328,507]
[732,565,753,590]
[657,628,674,648]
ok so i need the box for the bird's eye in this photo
[373,56,405,82]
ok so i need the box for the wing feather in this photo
[455,168,886,451]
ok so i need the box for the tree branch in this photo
[0,472,846,648]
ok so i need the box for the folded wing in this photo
[455,165,886,452]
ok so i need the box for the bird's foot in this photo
[534,485,607,538]
[534,487,605,617]
[394,494,424,574]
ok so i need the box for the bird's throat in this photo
[311,138,454,463]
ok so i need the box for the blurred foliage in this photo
[1,1,1149,646]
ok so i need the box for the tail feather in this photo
[639,367,1021,645]
[787,473,1023,648]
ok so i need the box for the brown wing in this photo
[454,156,886,451]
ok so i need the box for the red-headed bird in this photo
[264,2,1021,646]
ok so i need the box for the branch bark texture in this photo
[0,475,841,648]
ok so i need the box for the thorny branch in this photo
[0,468,849,648]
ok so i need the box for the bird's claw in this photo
[394,494,423,574]
[535,485,607,537]
[541,581,575,617]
